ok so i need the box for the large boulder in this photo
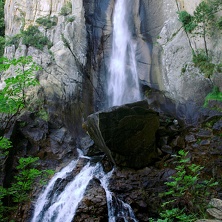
[83,101,159,169]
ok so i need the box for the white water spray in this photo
[31,160,100,222]
[31,159,137,222]
[100,169,138,222]
[108,0,141,107]
[31,160,78,222]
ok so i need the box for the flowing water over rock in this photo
[31,155,137,222]
[31,0,141,221]
[101,170,137,222]
[108,0,141,107]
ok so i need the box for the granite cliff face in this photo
[4,0,89,136]
[4,0,222,127]
[2,1,222,221]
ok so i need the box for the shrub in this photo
[60,1,72,16]
[204,86,222,108]
[155,150,218,221]
[66,16,75,23]
[5,34,21,48]
[178,11,196,33]
[0,155,54,221]
[216,17,222,30]
[36,15,58,29]
[21,25,52,50]
[192,50,215,78]
[0,56,40,133]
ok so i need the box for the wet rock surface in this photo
[74,178,108,222]
[76,104,222,221]
[4,107,222,222]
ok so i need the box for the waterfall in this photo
[31,156,137,222]
[100,170,138,222]
[31,159,98,222]
[31,160,78,222]
[108,0,141,107]
[31,1,141,221]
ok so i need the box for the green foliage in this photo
[0,0,4,37]
[36,109,49,121]
[216,17,222,30]
[0,56,40,133]
[6,16,55,51]
[36,15,58,29]
[60,1,72,16]
[178,0,222,78]
[21,25,52,50]
[66,16,75,23]
[0,0,5,56]
[5,34,21,49]
[0,156,54,220]
[204,86,222,107]
[178,11,196,33]
[155,150,218,221]
[0,137,12,157]
[192,50,216,78]
[0,36,5,56]
[0,55,52,221]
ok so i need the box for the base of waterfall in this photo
[83,100,159,169]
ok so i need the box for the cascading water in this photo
[31,156,137,222]
[100,170,137,222]
[31,160,78,222]
[108,0,141,107]
[31,0,140,221]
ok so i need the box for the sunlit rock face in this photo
[141,0,222,106]
[4,0,222,131]
[4,0,90,135]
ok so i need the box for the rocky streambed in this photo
[2,100,222,221]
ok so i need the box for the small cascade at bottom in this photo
[31,154,137,222]
[101,170,137,222]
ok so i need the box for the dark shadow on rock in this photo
[83,100,159,169]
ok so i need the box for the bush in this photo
[192,50,216,78]
[216,17,222,30]
[60,1,72,16]
[66,16,75,23]
[36,15,58,29]
[21,25,52,50]
[204,86,222,108]
[178,11,196,33]
[0,154,54,221]
[5,34,21,48]
[0,56,40,132]
[155,150,218,221]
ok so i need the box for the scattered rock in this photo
[206,199,222,220]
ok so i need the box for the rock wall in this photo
[83,0,221,108]
[142,0,221,106]
[4,0,91,137]
[83,0,152,109]
[4,0,221,132]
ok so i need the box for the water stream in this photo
[31,0,140,221]
[108,0,141,107]
[31,156,137,222]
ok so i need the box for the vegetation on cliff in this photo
[152,150,218,221]
[0,0,5,56]
[178,0,222,79]
[0,56,53,221]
